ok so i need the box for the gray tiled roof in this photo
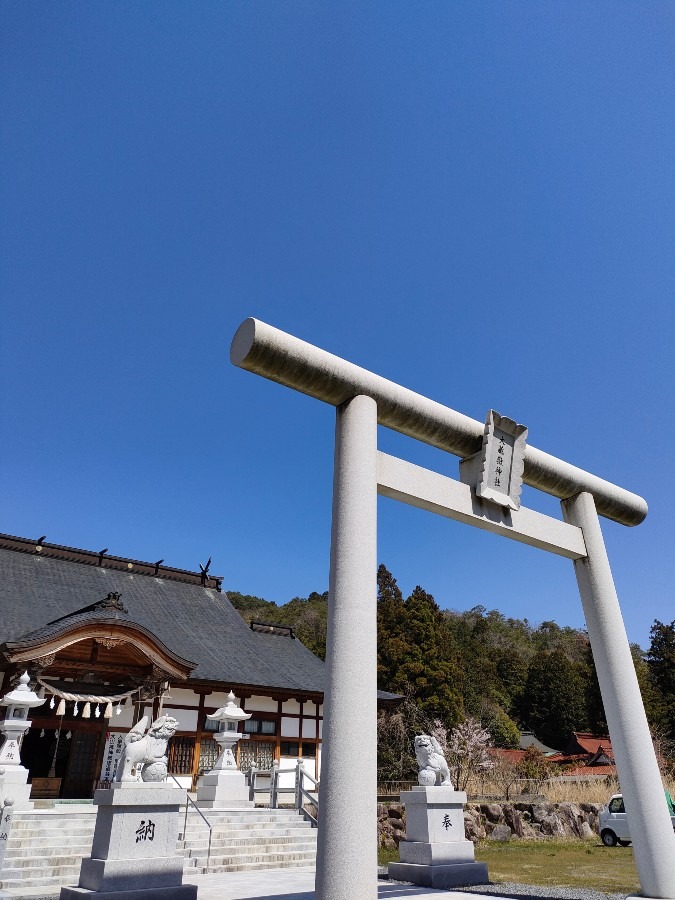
[519,731,560,756]
[0,546,327,694]
[16,609,133,644]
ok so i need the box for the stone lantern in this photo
[0,672,46,809]
[196,692,253,808]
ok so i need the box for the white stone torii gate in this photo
[230,317,675,900]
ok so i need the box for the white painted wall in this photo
[281,716,299,738]
[301,757,316,781]
[166,688,199,707]
[111,705,135,728]
[172,775,192,790]
[247,695,278,713]
[277,757,298,789]
[169,708,199,732]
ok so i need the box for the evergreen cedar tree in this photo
[647,620,675,743]
[229,575,675,752]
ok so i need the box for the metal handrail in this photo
[168,774,212,874]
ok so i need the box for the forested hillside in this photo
[227,588,328,660]
[227,565,675,753]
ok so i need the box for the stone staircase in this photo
[178,808,317,874]
[0,806,317,891]
[0,805,97,892]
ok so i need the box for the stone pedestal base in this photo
[59,782,195,900]
[196,768,251,808]
[388,860,489,888]
[626,895,675,900]
[1,766,33,810]
[388,786,489,889]
[60,885,196,900]
[398,837,477,865]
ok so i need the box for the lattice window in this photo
[198,739,219,774]
[168,736,195,775]
[238,739,275,773]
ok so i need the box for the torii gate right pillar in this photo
[564,492,675,900]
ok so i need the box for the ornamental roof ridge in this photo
[249,621,296,638]
[0,533,223,591]
[95,591,129,614]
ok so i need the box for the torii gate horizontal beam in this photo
[377,451,587,559]
[231,318,647,527]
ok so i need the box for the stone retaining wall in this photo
[378,801,602,848]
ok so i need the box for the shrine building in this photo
[0,533,394,800]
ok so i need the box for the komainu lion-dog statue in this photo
[114,714,179,783]
[414,733,453,787]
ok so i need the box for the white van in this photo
[599,793,675,847]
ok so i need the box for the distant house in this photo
[489,747,526,765]
[518,730,559,756]
[489,732,559,766]
[0,533,398,799]
[490,731,616,779]
[547,732,616,777]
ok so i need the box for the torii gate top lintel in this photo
[231,317,647,527]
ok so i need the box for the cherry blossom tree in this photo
[444,716,494,792]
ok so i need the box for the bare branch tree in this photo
[490,754,521,801]
[444,717,494,792]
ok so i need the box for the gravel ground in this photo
[451,882,629,900]
[378,870,629,900]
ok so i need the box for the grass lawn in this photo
[379,841,640,894]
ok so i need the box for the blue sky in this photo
[2,2,673,649]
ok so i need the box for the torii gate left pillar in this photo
[316,394,378,900]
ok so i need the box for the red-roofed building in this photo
[565,732,614,759]
[552,733,616,777]
[490,732,617,779]
[489,748,526,764]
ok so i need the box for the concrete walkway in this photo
[184,867,497,900]
[0,867,502,900]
